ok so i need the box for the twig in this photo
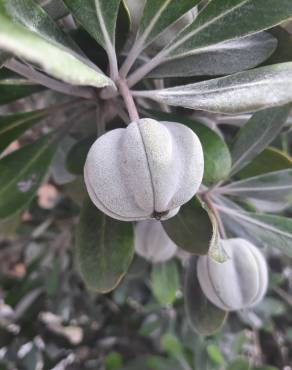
[126,52,167,88]
[203,193,227,239]
[42,98,85,115]
[119,38,145,78]
[5,59,96,99]
[273,286,292,307]
[93,0,118,81]
[117,78,139,121]
[107,46,119,82]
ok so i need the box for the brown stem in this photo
[42,98,85,116]
[117,78,139,121]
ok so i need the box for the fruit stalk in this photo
[117,78,139,121]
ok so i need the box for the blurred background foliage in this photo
[0,181,291,370]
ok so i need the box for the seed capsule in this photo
[135,220,177,263]
[197,238,268,311]
[84,118,204,221]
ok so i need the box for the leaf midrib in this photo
[94,0,115,50]
[0,113,44,136]
[225,184,292,193]
[157,73,290,97]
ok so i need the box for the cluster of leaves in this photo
[1,0,292,368]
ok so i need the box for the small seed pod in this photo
[84,118,204,221]
[135,220,177,263]
[197,238,268,311]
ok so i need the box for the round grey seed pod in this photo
[84,118,204,221]
[135,220,177,263]
[197,238,268,311]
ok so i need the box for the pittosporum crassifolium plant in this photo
[1,0,292,339]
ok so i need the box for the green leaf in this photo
[151,259,179,306]
[70,28,108,71]
[39,0,69,20]
[0,50,10,67]
[105,352,123,370]
[162,197,212,255]
[63,0,121,51]
[66,136,95,175]
[163,0,292,59]
[0,134,58,219]
[76,197,134,293]
[21,344,43,370]
[227,359,250,370]
[116,0,131,52]
[0,110,47,153]
[3,0,80,52]
[266,27,292,64]
[237,147,292,179]
[120,356,177,370]
[0,76,43,106]
[62,176,87,207]
[145,110,231,185]
[137,0,200,48]
[0,0,114,88]
[184,256,228,336]
[149,32,277,78]
[217,203,292,257]
[255,297,286,318]
[161,333,184,357]
[51,136,76,185]
[206,344,225,366]
[0,211,21,241]
[231,105,291,175]
[227,359,278,370]
[135,63,292,114]
[220,169,292,204]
